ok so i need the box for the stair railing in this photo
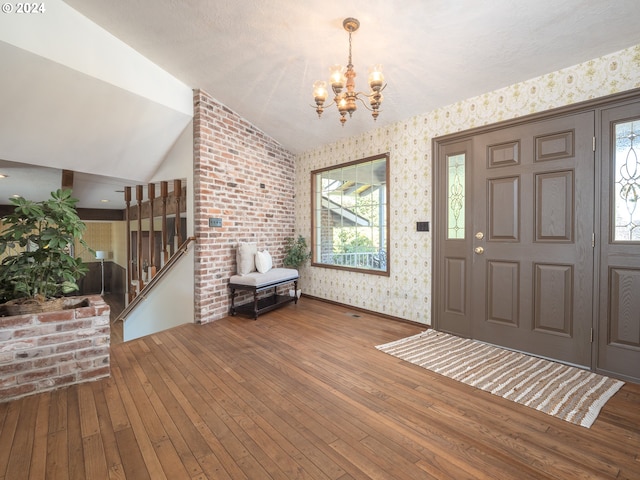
[115,235,195,323]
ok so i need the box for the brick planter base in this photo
[0,295,110,403]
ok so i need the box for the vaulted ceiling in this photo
[1,0,639,209]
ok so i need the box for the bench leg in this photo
[294,280,298,304]
[253,291,259,320]
[230,288,237,315]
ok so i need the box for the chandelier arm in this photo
[357,83,388,99]
[309,101,336,109]
[354,95,376,112]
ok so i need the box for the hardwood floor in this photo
[103,293,124,345]
[1,297,639,479]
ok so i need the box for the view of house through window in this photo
[311,153,389,275]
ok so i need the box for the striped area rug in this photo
[376,329,624,428]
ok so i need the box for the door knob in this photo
[475,231,484,240]
[474,246,484,255]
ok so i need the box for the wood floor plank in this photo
[46,388,67,434]
[0,401,20,478]
[0,401,8,436]
[113,427,151,480]
[66,387,86,480]
[0,297,638,479]
[28,393,50,480]
[45,424,68,479]
[77,384,100,439]
[101,373,131,433]
[90,381,123,472]
[4,395,38,480]
[82,433,110,480]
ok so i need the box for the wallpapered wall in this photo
[295,44,640,325]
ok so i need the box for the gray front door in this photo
[435,111,595,367]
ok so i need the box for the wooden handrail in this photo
[115,236,196,324]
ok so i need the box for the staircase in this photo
[114,180,195,341]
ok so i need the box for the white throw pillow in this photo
[255,250,273,274]
[236,242,257,275]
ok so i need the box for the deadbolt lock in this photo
[475,231,484,240]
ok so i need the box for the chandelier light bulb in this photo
[368,65,385,91]
[329,65,346,90]
[313,81,328,103]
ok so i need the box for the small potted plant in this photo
[0,189,90,315]
[283,235,311,268]
[283,235,311,298]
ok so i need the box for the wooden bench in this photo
[229,268,299,319]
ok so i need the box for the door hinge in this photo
[592,136,596,152]
[590,328,594,343]
[592,232,595,248]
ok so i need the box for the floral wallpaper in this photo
[295,44,640,325]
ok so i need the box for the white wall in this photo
[0,0,191,115]
[151,119,195,237]
[295,44,640,325]
[124,246,194,341]
[0,1,193,182]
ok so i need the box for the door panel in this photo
[488,176,519,240]
[444,257,466,315]
[535,170,573,242]
[609,268,640,346]
[486,260,519,325]
[472,112,594,367]
[598,102,640,382]
[533,263,573,336]
[435,139,473,337]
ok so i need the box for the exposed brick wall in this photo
[193,90,296,324]
[0,296,110,403]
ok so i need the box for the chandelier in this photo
[312,17,386,126]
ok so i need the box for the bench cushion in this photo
[229,268,298,288]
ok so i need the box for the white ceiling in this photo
[1,0,639,209]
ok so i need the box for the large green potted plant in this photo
[0,189,90,315]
